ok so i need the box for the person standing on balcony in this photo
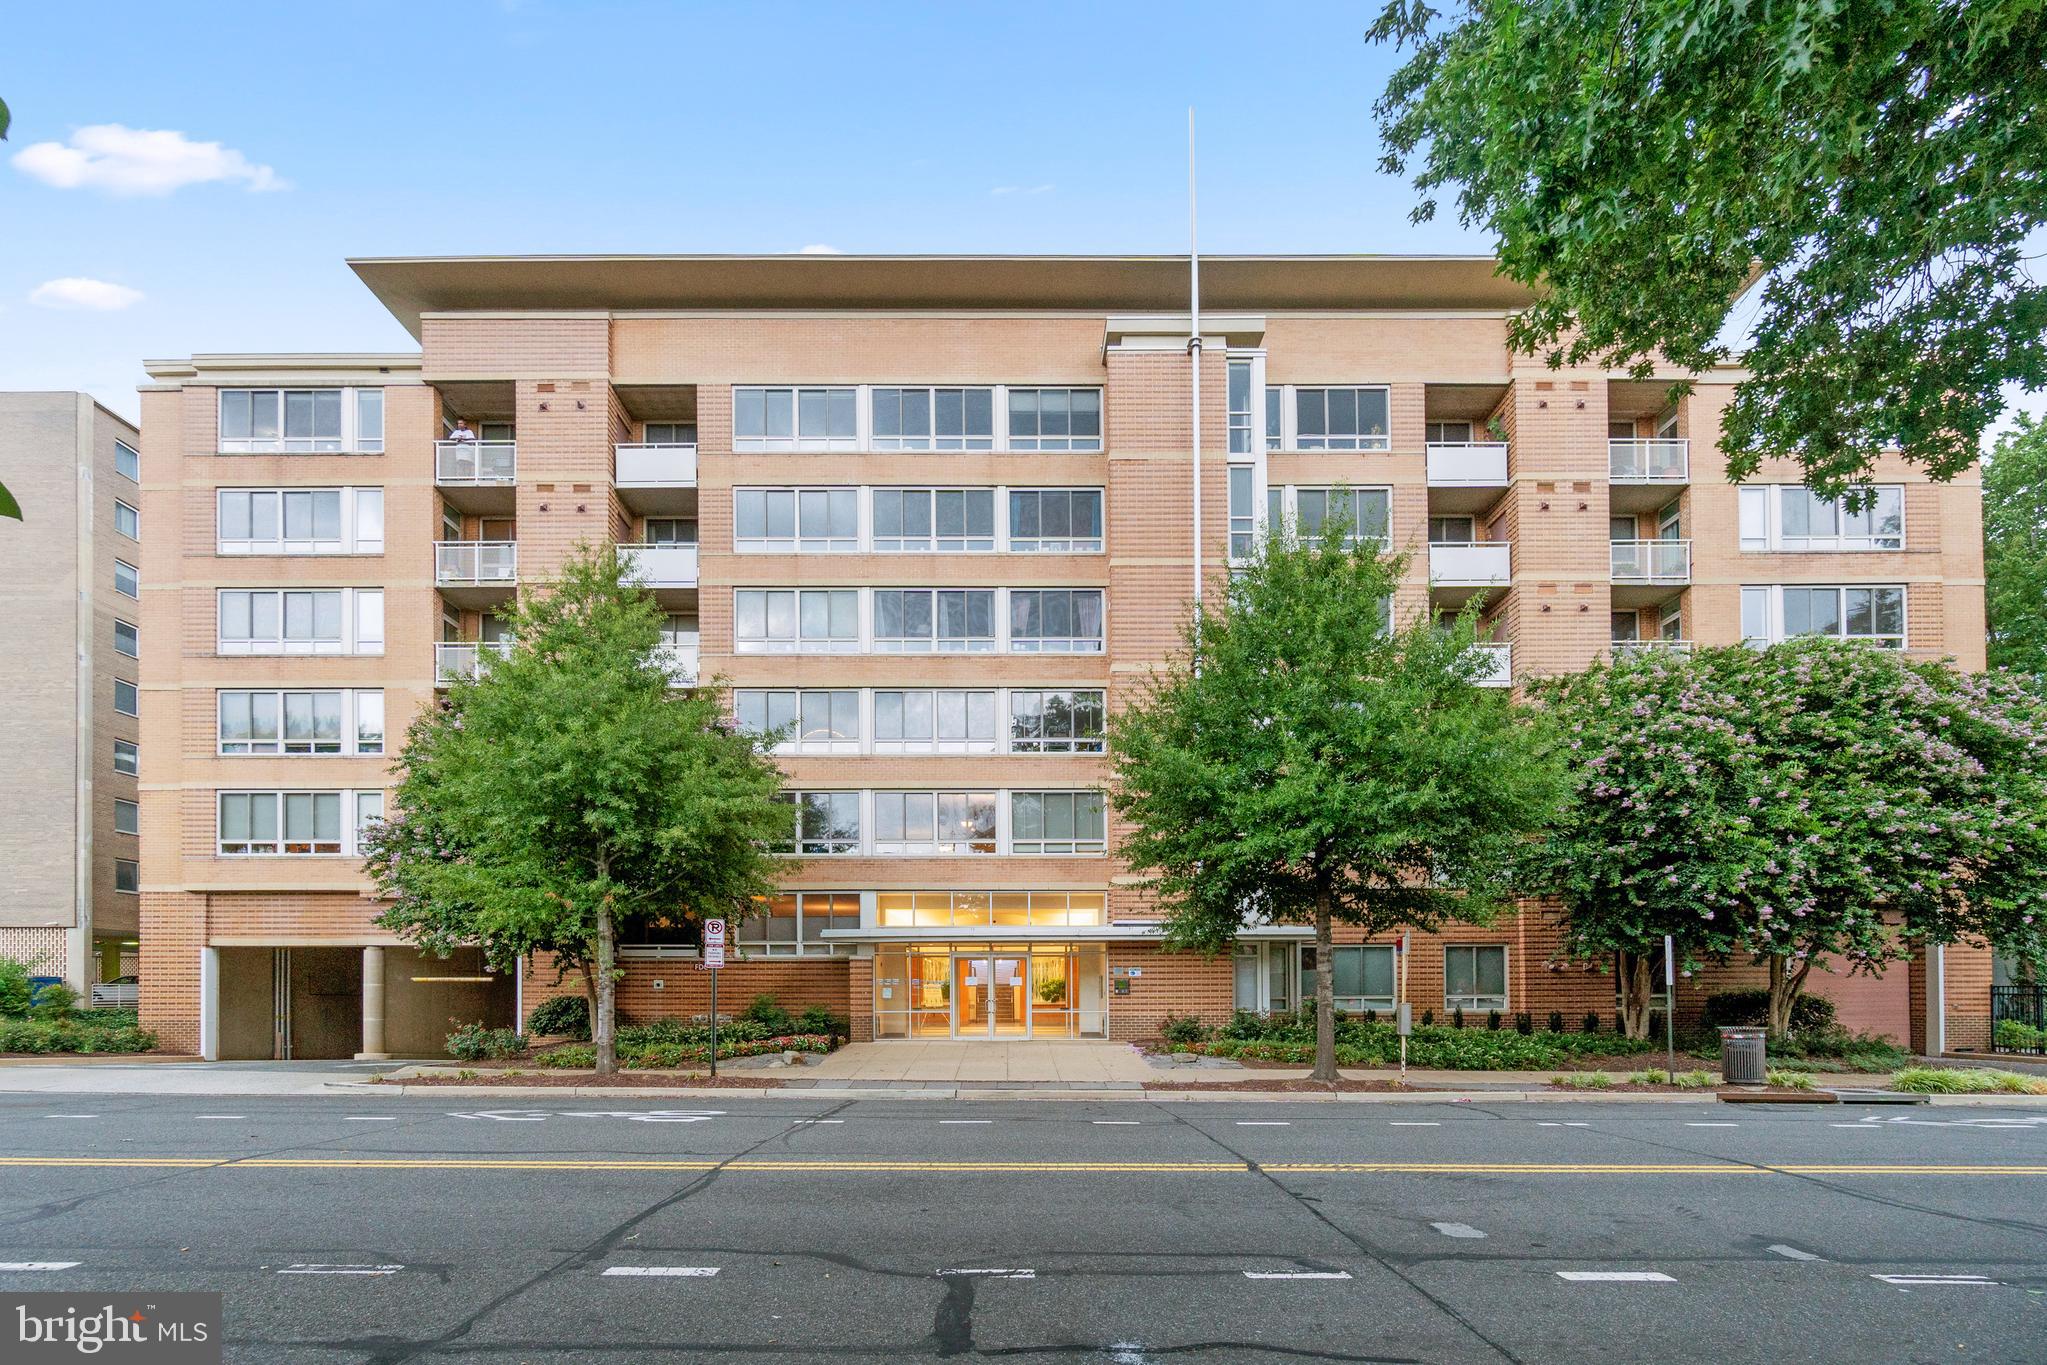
[447,418,477,442]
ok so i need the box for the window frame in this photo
[114,559,139,598]
[732,588,860,654]
[732,386,859,452]
[215,387,384,455]
[114,858,140,894]
[872,587,999,654]
[1303,944,1397,1012]
[1007,588,1105,654]
[734,689,863,754]
[216,688,383,756]
[113,679,138,717]
[1005,388,1103,452]
[872,689,1001,755]
[113,739,138,775]
[113,797,140,836]
[216,486,384,556]
[1008,689,1107,754]
[732,487,859,553]
[113,439,140,482]
[1269,385,1392,452]
[871,487,997,553]
[216,788,373,857]
[770,790,863,855]
[215,588,384,656]
[1444,944,1509,1012]
[1006,487,1104,553]
[113,499,139,540]
[872,790,1000,856]
[1283,486,1393,548]
[1742,584,1908,648]
[1008,790,1108,855]
[870,386,996,451]
[731,891,861,957]
[112,618,138,658]
[1738,484,1905,553]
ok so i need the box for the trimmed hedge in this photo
[1175,1019,1653,1069]
[0,1014,156,1055]
[525,995,591,1040]
[530,1032,833,1069]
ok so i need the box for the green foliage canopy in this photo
[1985,415,2047,676]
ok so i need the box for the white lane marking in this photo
[940,1268,1034,1278]
[603,1266,720,1278]
[1244,1270,1352,1280]
[791,1119,844,1124]
[278,1264,404,1276]
[0,1262,80,1271]
[1829,1123,1883,1129]
[1873,1274,2001,1287]
[1556,1271,1676,1282]
[1389,1121,1440,1127]
[1235,1121,1291,1127]
[343,1116,397,1122]
[192,1115,245,1120]
[1769,1245,1824,1262]
[1432,1222,1487,1239]
[1686,1123,1738,1128]
[42,1115,97,1120]
[1092,1120,1140,1125]
[1536,1121,1592,1128]
[939,1120,991,1125]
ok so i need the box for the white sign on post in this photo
[703,918,727,969]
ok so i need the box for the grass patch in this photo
[1889,1066,2047,1095]
[1550,1072,1614,1089]
[1764,1068,1816,1091]
[1673,1070,1715,1089]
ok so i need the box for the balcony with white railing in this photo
[1428,540,1512,587]
[1426,442,1510,503]
[1470,641,1512,687]
[615,443,700,514]
[435,540,518,606]
[1610,538,1691,584]
[436,639,513,683]
[621,542,700,591]
[1609,438,1688,483]
[436,439,517,512]
[1611,638,1695,660]
[655,635,701,685]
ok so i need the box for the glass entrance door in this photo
[953,954,1027,1037]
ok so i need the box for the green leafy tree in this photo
[1538,640,2047,1035]
[1112,525,1565,1081]
[1370,1,2047,495]
[364,544,790,1073]
[1985,415,2047,676]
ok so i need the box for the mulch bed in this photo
[1144,1078,1425,1093]
[382,1071,783,1088]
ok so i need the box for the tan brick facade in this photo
[133,256,1993,1058]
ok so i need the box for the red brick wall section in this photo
[521,955,853,1031]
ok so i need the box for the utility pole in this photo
[1188,108,1203,638]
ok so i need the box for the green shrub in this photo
[30,981,77,1018]
[1889,1066,2047,1095]
[0,958,32,1017]
[446,1023,527,1061]
[532,1044,595,1069]
[795,1005,849,1040]
[740,994,796,1035]
[1513,1012,1534,1036]
[1420,1009,1434,1027]
[1551,1072,1613,1089]
[1485,1010,1502,1031]
[1582,1012,1601,1034]
[1628,1068,1670,1085]
[1547,1011,1565,1034]
[0,1009,156,1055]
[1159,1014,1210,1046]
[1451,1007,1465,1030]
[1765,1068,1816,1091]
[1992,1018,2047,1052]
[1701,989,1836,1034]
[525,995,591,1040]
[1674,1070,1715,1089]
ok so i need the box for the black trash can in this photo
[1719,1026,1767,1085]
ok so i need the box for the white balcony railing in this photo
[436,639,513,681]
[1426,441,1509,486]
[435,440,517,484]
[615,442,700,487]
[1470,641,1512,687]
[435,540,518,586]
[620,542,700,588]
[90,982,139,1008]
[1610,538,1692,584]
[1612,638,1695,658]
[1428,540,1512,587]
[655,637,701,684]
[1609,438,1688,482]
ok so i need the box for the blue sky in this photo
[3,1,2038,441]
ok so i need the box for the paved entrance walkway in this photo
[801,1040,1155,1085]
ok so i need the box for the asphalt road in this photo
[0,1093,2041,1363]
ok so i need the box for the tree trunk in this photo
[1310,888,1337,1084]
[578,961,599,1034]
[1616,951,1652,1040]
[1766,953,1814,1038]
[595,899,618,1076]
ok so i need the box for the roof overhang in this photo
[348,254,1537,340]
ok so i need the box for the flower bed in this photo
[530,1033,834,1069]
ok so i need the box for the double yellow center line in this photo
[2,1156,2045,1177]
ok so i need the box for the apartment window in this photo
[872,387,995,451]
[1009,588,1104,653]
[113,619,138,657]
[736,892,859,957]
[1289,386,1390,451]
[1425,421,1475,444]
[114,500,138,539]
[217,588,383,655]
[218,790,343,855]
[1738,485,1904,552]
[1445,945,1508,1011]
[1610,611,1640,643]
[114,559,139,598]
[1228,359,1255,455]
[1302,945,1395,1012]
[1743,584,1906,648]
[874,589,997,653]
[218,690,338,755]
[1429,515,1476,543]
[645,517,697,545]
[733,386,857,452]
[216,388,384,454]
[644,422,694,444]
[1658,603,1683,642]
[1294,488,1390,547]
[874,690,1000,754]
[1009,689,1106,754]
[1265,386,1283,451]
[113,740,138,775]
[733,489,858,552]
[736,690,861,753]
[733,589,859,653]
[1228,466,1257,560]
[874,791,999,855]
[113,680,138,717]
[114,859,139,894]
[873,488,995,553]
[1236,943,1298,1014]
[1008,489,1103,552]
[113,798,140,836]
[217,488,383,555]
[876,890,1107,929]
[771,791,862,855]
[356,691,385,755]
[114,439,139,481]
[1010,790,1107,855]
[1007,388,1102,451]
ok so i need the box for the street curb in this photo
[340,1081,1732,1104]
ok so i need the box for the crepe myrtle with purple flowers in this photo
[1534,638,2047,1037]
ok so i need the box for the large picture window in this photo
[1444,945,1508,1012]
[771,791,861,854]
[872,387,995,451]
[1009,791,1107,855]
[1008,689,1106,753]
[733,488,858,553]
[874,690,1000,754]
[872,489,995,552]
[1008,589,1104,653]
[735,689,861,753]
[733,387,858,452]
[1007,389,1102,452]
[217,388,384,454]
[873,791,999,855]
[1007,489,1103,552]
[734,589,859,653]
[734,892,860,956]
[873,588,997,653]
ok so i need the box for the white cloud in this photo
[30,277,144,311]
[991,183,1055,197]
[797,243,843,254]
[12,124,286,197]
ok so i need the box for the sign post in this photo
[1663,933,1677,1079]
[703,918,727,1080]
[1396,931,1411,1081]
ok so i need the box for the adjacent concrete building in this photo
[0,392,144,996]
[135,255,1999,1059]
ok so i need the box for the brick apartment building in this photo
[0,393,144,999]
[134,253,2005,1059]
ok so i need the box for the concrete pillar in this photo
[355,945,389,1060]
